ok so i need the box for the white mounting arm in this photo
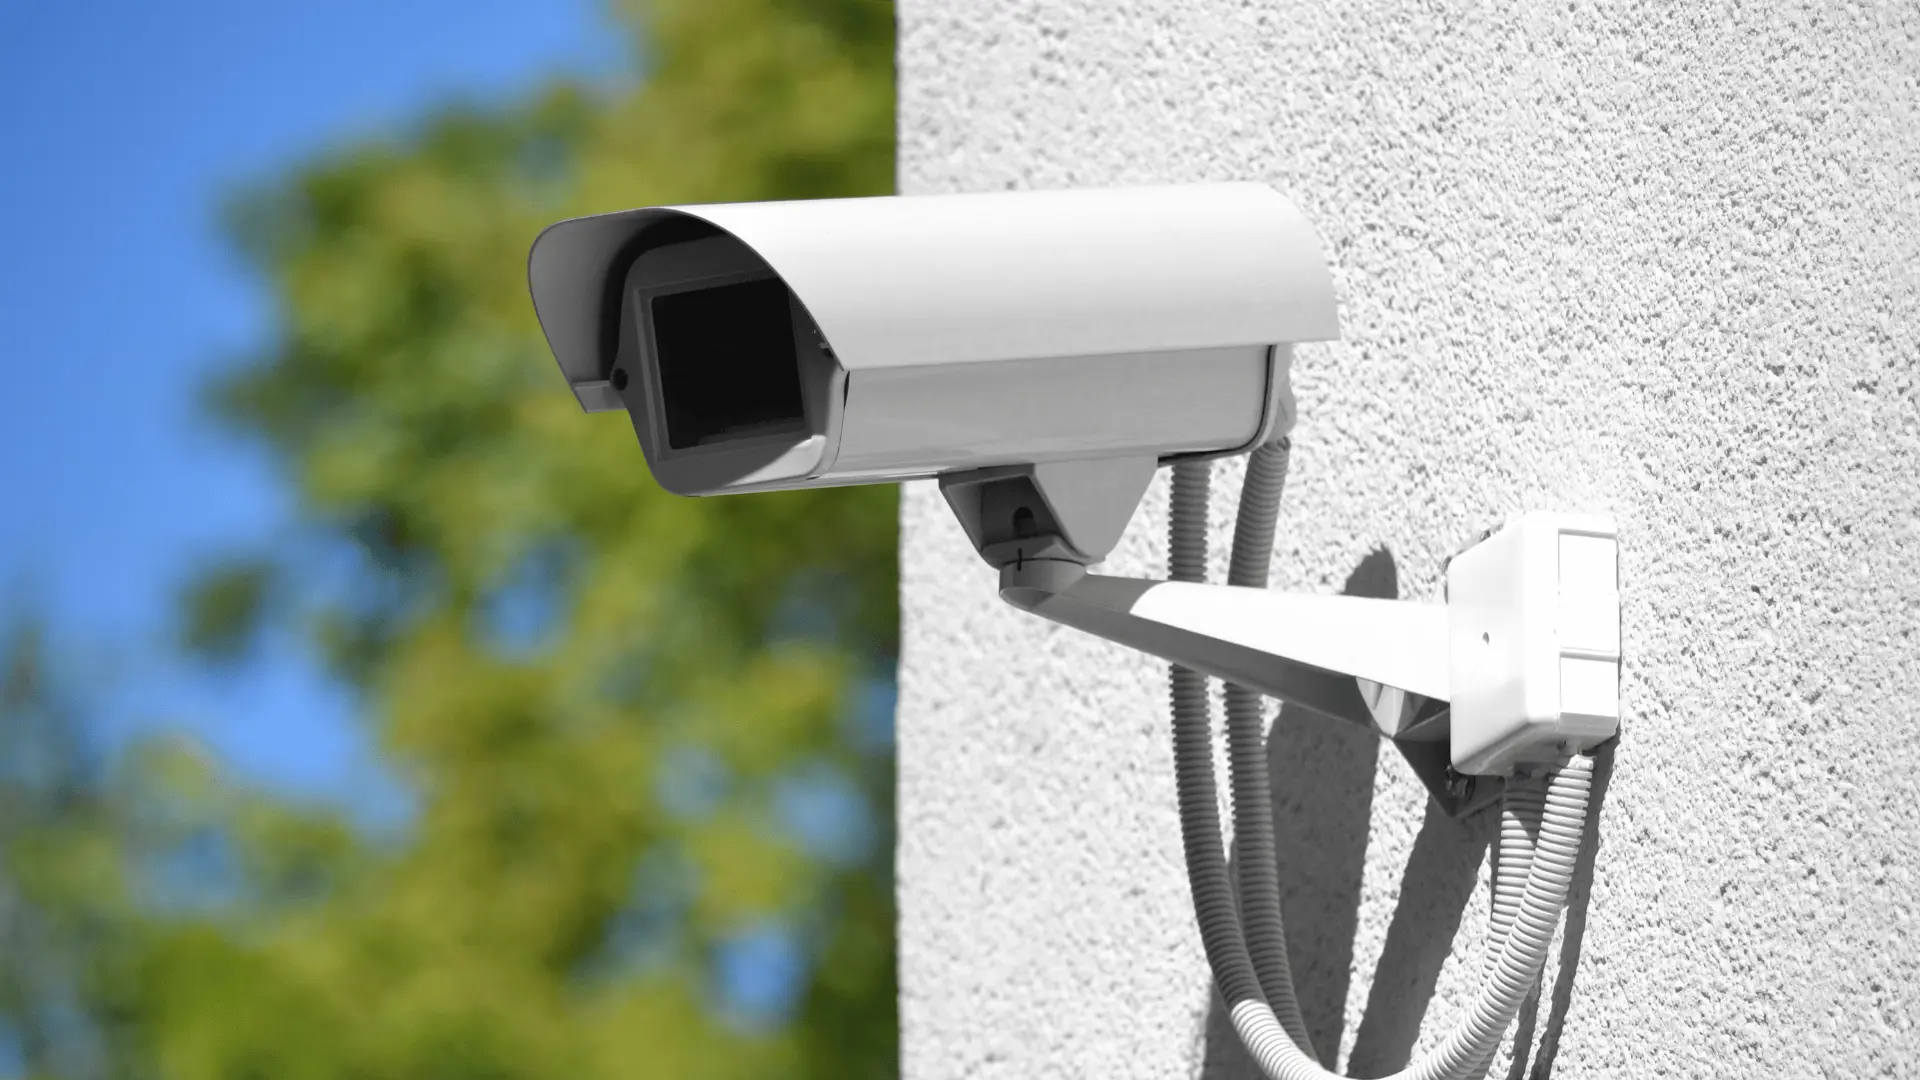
[997,561,1446,735]
[990,512,1621,780]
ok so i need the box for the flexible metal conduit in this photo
[1469,781,1546,1078]
[1167,454,1595,1080]
[1223,442,1315,1057]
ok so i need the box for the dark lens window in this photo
[650,278,805,450]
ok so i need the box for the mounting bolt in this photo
[1445,768,1476,804]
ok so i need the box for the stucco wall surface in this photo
[893,3,1920,1078]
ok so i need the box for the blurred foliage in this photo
[0,1,898,1077]
[176,560,277,664]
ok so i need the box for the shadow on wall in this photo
[1196,549,1615,1080]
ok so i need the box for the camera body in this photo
[527,183,1339,496]
[528,186,1618,791]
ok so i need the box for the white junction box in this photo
[1447,512,1621,776]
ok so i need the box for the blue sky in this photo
[0,0,625,809]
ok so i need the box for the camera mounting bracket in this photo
[980,511,1620,815]
[939,456,1160,568]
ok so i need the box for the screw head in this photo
[1445,769,1476,802]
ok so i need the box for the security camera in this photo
[529,184,1617,1076]
[526,182,1339,505]
[527,185,1616,789]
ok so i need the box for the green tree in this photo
[0,2,899,1077]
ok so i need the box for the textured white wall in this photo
[893,3,1920,1078]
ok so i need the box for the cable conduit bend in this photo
[1167,448,1598,1080]
[1215,759,1593,1080]
[1463,781,1546,1079]
[1167,460,1259,1005]
[1223,441,1315,1057]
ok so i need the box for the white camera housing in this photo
[528,187,1620,798]
[526,183,1339,498]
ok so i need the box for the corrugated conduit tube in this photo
[1167,449,1594,1080]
